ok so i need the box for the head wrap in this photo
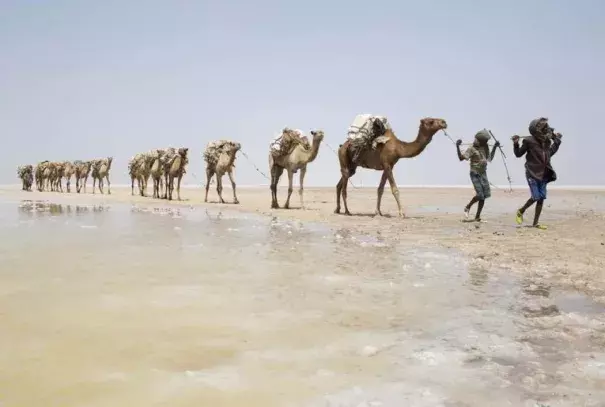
[529,117,549,137]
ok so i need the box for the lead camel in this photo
[335,117,448,217]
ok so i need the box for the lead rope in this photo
[240,150,270,180]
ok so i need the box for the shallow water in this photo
[0,197,604,406]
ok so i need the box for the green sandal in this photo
[515,210,523,225]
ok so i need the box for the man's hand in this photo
[494,141,501,148]
[554,132,563,139]
[512,135,520,143]
[456,139,463,146]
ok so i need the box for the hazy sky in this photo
[1,0,603,187]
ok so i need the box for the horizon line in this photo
[2,184,605,191]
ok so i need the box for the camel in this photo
[73,160,92,193]
[50,162,65,192]
[335,117,448,217]
[129,150,160,197]
[163,147,188,201]
[150,150,167,199]
[35,161,49,191]
[43,162,54,191]
[17,165,34,191]
[91,157,113,194]
[203,140,241,204]
[269,129,324,209]
[62,161,76,193]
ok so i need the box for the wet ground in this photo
[0,195,604,406]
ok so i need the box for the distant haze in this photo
[1,0,603,187]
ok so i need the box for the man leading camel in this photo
[512,117,562,229]
[456,129,499,222]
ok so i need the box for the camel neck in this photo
[307,138,322,162]
[394,130,433,158]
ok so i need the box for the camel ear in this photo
[311,130,317,136]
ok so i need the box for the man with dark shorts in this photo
[456,129,500,222]
[513,117,563,229]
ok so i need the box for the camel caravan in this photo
[128,147,189,201]
[16,115,453,217]
[17,158,113,194]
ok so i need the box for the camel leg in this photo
[342,177,352,215]
[299,167,306,209]
[375,171,389,216]
[106,175,111,195]
[176,174,182,201]
[284,169,294,209]
[205,170,214,203]
[386,168,404,217]
[270,166,284,209]
[335,177,344,214]
[92,177,96,194]
[167,175,173,200]
[228,170,239,204]
[163,174,169,199]
[216,174,225,203]
[84,176,88,193]
[131,176,135,195]
[99,178,104,194]
[66,178,71,193]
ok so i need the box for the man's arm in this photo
[549,133,562,156]
[456,140,466,161]
[513,136,527,157]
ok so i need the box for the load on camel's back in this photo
[203,140,240,167]
[346,114,392,163]
[270,128,311,159]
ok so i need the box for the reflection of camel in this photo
[204,140,241,204]
[92,157,113,194]
[335,118,448,217]
[17,165,34,191]
[269,130,324,209]
[74,160,92,193]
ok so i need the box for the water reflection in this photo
[18,200,108,217]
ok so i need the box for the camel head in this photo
[107,157,113,168]
[310,130,325,143]
[178,147,189,159]
[419,118,448,139]
[226,142,241,155]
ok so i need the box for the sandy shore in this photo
[3,184,605,304]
